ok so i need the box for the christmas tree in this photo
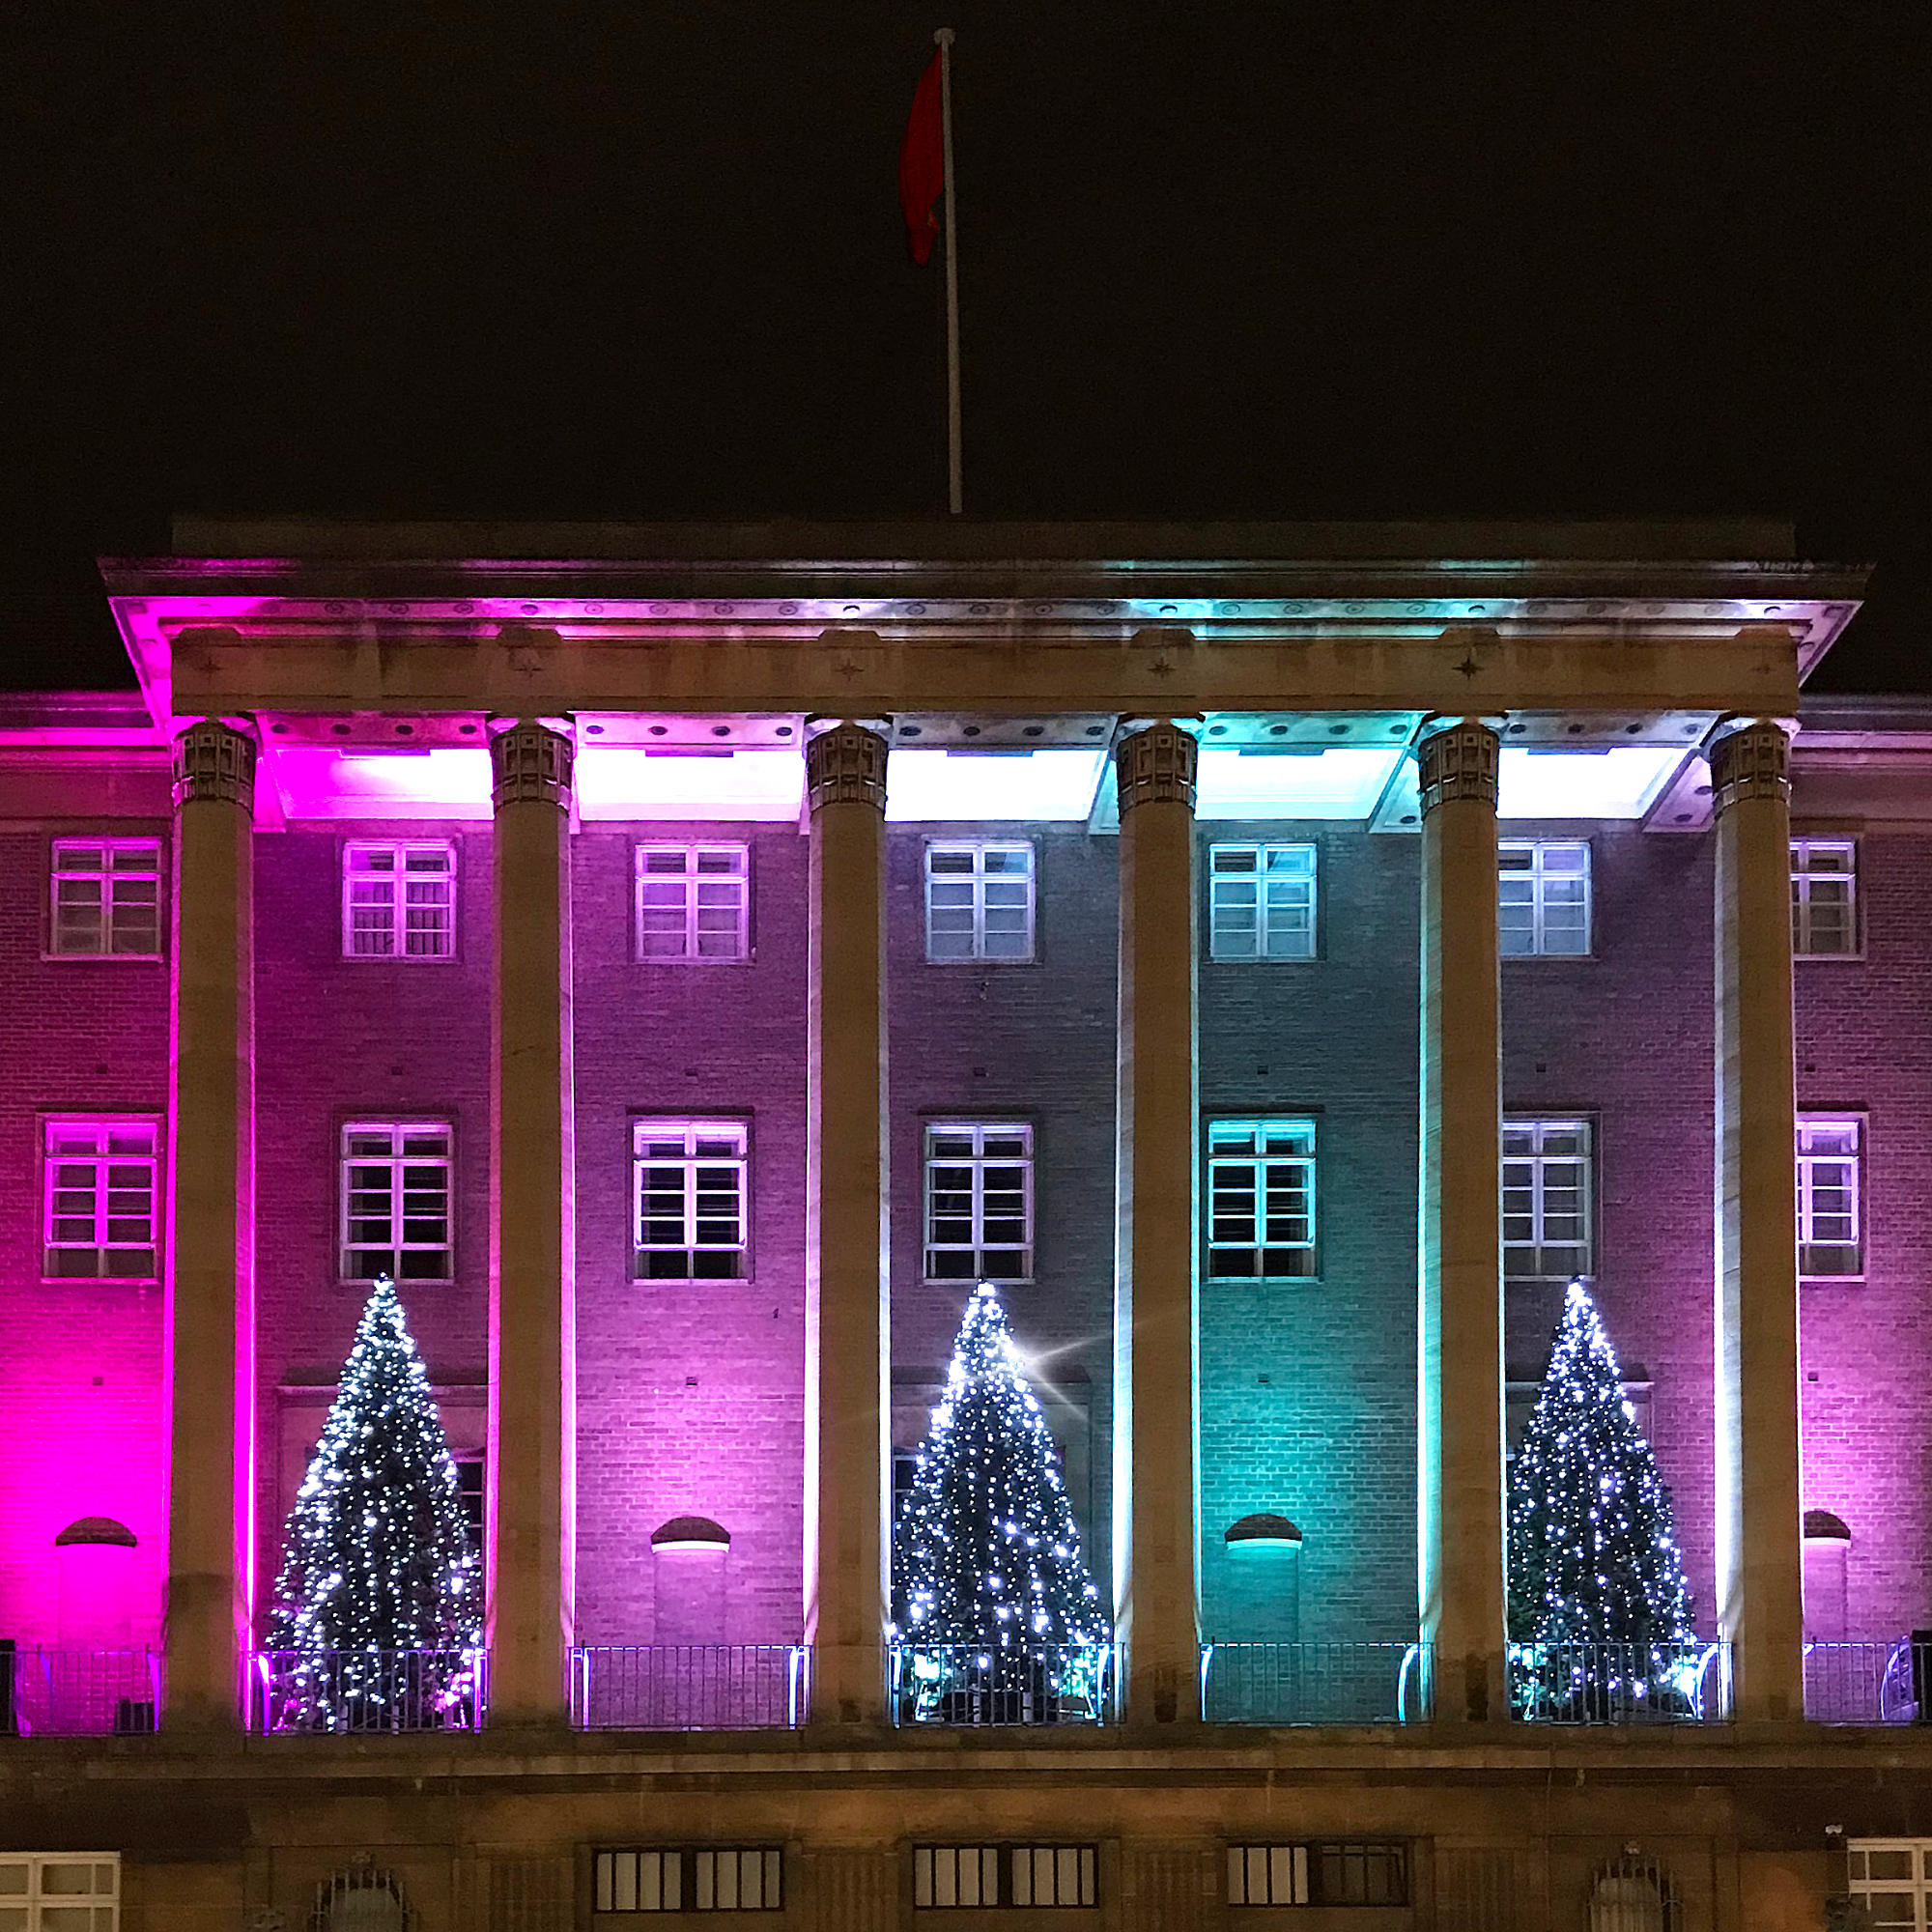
[1506,1280,1696,1719]
[892,1283,1110,1721]
[265,1276,481,1730]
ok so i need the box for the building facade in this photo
[2,521,1929,1930]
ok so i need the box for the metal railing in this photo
[1200,1641,1432,1724]
[890,1641,1119,1727]
[1804,1639,1925,1724]
[248,1647,487,1733]
[1508,1640,1729,1724]
[0,1646,162,1736]
[568,1644,810,1730]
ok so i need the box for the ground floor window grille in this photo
[593,1850,781,1914]
[310,1863,415,1932]
[1848,1840,1932,1931]
[1589,1857,1680,1931]
[0,1855,119,1931]
[914,1845,1097,1909]
[1225,1842,1406,1907]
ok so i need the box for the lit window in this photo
[1208,842,1317,961]
[924,840,1036,962]
[1847,1840,1932,1932]
[49,838,161,957]
[1798,1117,1862,1279]
[1792,838,1859,957]
[1207,1120,1317,1280]
[633,1120,749,1281]
[635,843,751,962]
[1503,1120,1594,1280]
[923,1123,1034,1282]
[43,1122,158,1280]
[339,1122,454,1282]
[593,1848,782,1913]
[1499,839,1591,956]
[914,1846,1097,1909]
[1225,1842,1407,1908]
[341,840,456,959]
[0,1853,120,1931]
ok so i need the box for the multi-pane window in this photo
[1848,1841,1932,1932]
[923,1123,1034,1282]
[43,1122,158,1280]
[1502,1120,1594,1280]
[341,840,457,959]
[635,843,751,962]
[924,840,1036,962]
[1792,838,1860,957]
[1798,1117,1863,1278]
[339,1122,454,1282]
[913,1846,1097,1909]
[48,838,161,957]
[1499,839,1591,956]
[1225,1842,1408,1908]
[1206,1120,1317,1280]
[0,1854,120,1931]
[633,1120,749,1281]
[593,1849,782,1914]
[1207,842,1317,961]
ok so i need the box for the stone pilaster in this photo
[164,719,257,1729]
[805,721,891,1725]
[1415,716,1505,1724]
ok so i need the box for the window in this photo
[43,1122,158,1280]
[1225,1842,1407,1908]
[1792,838,1859,957]
[1503,1120,1594,1280]
[0,1854,120,1931]
[913,1846,1097,1910]
[342,840,456,959]
[593,1849,782,1914]
[339,1122,454,1282]
[923,1123,1034,1281]
[924,840,1036,962]
[49,838,161,957]
[1848,1840,1932,1932]
[1207,1120,1317,1280]
[635,843,751,962]
[455,1453,485,1552]
[1207,842,1317,961]
[1799,1117,1862,1278]
[633,1120,749,1281]
[1499,839,1591,956]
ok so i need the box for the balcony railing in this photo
[1507,1640,1729,1724]
[890,1642,1120,1727]
[0,1646,161,1736]
[1805,1639,1927,1724]
[568,1644,810,1730]
[248,1647,487,1734]
[1201,1641,1432,1724]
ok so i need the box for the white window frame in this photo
[1848,1839,1932,1932]
[1207,841,1318,961]
[913,1846,1097,1910]
[1792,837,1860,958]
[340,839,457,960]
[923,839,1037,963]
[632,1119,750,1282]
[1206,1119,1318,1281]
[923,1122,1035,1282]
[634,842,752,963]
[42,1120,159,1281]
[0,1852,121,1931]
[1798,1116,1863,1279]
[1226,1842,1408,1909]
[1502,1119,1595,1281]
[338,1121,455,1283]
[593,1849,782,1914]
[1499,838,1592,957]
[48,838,162,958]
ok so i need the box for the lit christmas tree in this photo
[265,1276,480,1730]
[892,1283,1110,1721]
[1506,1280,1697,1718]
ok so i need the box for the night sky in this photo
[10,6,1925,693]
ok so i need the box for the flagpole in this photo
[935,26,963,516]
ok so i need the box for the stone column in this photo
[488,719,577,1724]
[1711,717,1804,1721]
[804,721,891,1725]
[163,719,257,1729]
[1415,716,1505,1724]
[1113,720,1200,1726]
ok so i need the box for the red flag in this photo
[898,48,945,266]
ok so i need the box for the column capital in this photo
[1416,717,1500,815]
[806,720,889,812]
[1115,720,1198,815]
[171,719,257,813]
[1708,717,1792,813]
[490,719,575,810]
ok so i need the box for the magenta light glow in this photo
[885,750,1108,822]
